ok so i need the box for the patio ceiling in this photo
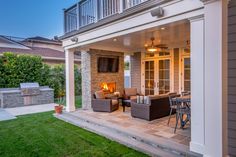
[86,20,190,53]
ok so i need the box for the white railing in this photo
[64,0,149,33]
[98,0,120,19]
[123,0,148,10]
[64,6,77,33]
[80,0,96,27]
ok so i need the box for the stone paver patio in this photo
[70,107,191,147]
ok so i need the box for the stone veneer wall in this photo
[81,51,92,109]
[90,49,124,95]
[0,87,54,108]
[81,49,124,109]
[130,52,141,93]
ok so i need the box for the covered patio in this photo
[60,0,228,156]
[58,19,195,156]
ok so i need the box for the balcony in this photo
[64,0,148,34]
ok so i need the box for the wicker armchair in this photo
[123,88,142,102]
[92,91,119,112]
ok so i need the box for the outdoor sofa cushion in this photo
[131,94,176,121]
[95,90,105,99]
[124,88,137,97]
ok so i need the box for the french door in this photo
[181,57,191,92]
[144,58,171,95]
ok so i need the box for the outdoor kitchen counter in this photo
[0,85,54,108]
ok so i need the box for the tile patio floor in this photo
[70,107,191,147]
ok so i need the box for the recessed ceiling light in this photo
[161,27,165,30]
[113,38,117,42]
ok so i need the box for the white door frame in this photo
[141,50,174,95]
[179,49,191,93]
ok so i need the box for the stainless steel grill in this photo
[20,83,40,96]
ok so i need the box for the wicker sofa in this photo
[131,94,175,121]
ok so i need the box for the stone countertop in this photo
[0,86,54,94]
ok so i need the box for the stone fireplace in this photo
[81,49,124,109]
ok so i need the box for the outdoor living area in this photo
[57,20,198,156]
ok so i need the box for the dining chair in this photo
[167,92,179,125]
[174,105,191,133]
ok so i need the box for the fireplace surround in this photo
[100,82,116,93]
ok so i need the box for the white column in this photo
[65,49,76,112]
[202,0,228,156]
[81,50,92,110]
[189,15,205,155]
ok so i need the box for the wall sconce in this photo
[151,7,164,18]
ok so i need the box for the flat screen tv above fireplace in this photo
[97,56,119,73]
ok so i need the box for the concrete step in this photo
[54,112,201,157]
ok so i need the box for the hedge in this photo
[0,52,81,98]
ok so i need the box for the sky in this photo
[0,0,78,39]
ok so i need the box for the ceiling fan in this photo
[145,37,168,53]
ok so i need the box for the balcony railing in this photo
[123,0,147,10]
[64,0,148,33]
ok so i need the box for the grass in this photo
[55,96,82,108]
[0,112,148,157]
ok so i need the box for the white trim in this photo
[190,141,205,155]
[179,49,190,93]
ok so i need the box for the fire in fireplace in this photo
[100,82,116,93]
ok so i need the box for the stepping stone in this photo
[0,109,16,121]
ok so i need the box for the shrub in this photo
[0,57,5,88]
[2,52,44,87]
[0,52,81,98]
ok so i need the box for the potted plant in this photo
[55,91,65,114]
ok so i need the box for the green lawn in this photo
[0,112,148,157]
[55,96,82,108]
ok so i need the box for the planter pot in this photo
[55,105,63,114]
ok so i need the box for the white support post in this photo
[203,0,228,156]
[65,49,76,112]
[189,15,205,155]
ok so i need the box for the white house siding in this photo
[228,1,236,156]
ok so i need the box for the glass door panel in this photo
[144,61,155,95]
[158,59,170,94]
[183,58,191,91]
